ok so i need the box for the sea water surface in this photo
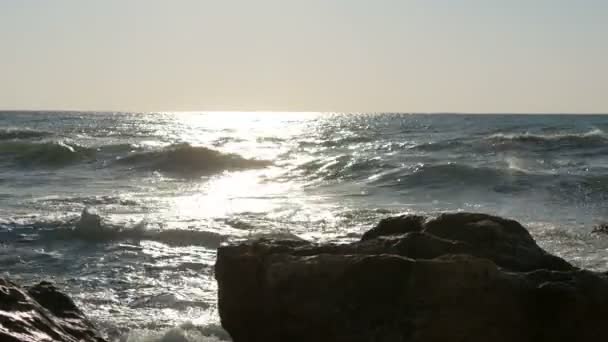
[1,112,608,341]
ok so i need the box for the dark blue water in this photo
[1,111,608,341]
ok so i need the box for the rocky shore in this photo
[0,280,106,342]
[215,212,608,342]
[3,212,608,342]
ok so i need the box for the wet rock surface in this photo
[215,212,608,342]
[0,279,106,342]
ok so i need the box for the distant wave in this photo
[298,135,374,148]
[487,129,607,149]
[291,156,545,187]
[0,128,53,140]
[410,139,467,152]
[403,163,524,184]
[409,129,608,154]
[0,141,96,167]
[291,155,550,189]
[369,163,547,193]
[35,195,139,207]
[115,143,271,175]
[365,161,608,201]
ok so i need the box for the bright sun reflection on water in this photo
[169,169,295,221]
[136,112,346,240]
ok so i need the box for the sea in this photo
[1,111,608,341]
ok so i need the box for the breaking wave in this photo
[0,128,53,140]
[487,129,607,150]
[115,143,271,175]
[0,209,228,248]
[0,141,96,167]
[70,209,228,248]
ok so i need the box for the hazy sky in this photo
[1,0,607,113]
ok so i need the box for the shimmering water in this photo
[1,111,608,341]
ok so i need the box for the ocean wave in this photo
[128,293,210,310]
[366,161,608,201]
[35,195,139,207]
[0,128,53,140]
[410,129,608,154]
[0,209,228,248]
[68,209,227,247]
[115,143,270,175]
[212,137,247,146]
[256,136,285,143]
[487,129,607,150]
[293,155,543,188]
[298,135,374,148]
[0,140,96,167]
[290,155,395,183]
[0,140,159,168]
[119,322,231,342]
[548,175,608,204]
[65,223,228,248]
[410,139,468,152]
[97,143,141,154]
[370,163,545,192]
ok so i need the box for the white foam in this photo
[583,127,604,136]
[489,128,605,142]
[503,156,555,175]
[119,323,231,342]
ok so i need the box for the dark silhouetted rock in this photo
[360,214,425,241]
[592,222,608,234]
[0,279,106,342]
[215,212,608,342]
[420,213,572,272]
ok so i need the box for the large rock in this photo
[0,279,106,342]
[215,212,608,342]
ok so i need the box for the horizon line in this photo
[1,109,608,115]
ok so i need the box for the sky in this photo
[1,0,607,113]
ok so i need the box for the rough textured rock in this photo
[0,279,106,342]
[215,212,608,342]
[592,222,608,234]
